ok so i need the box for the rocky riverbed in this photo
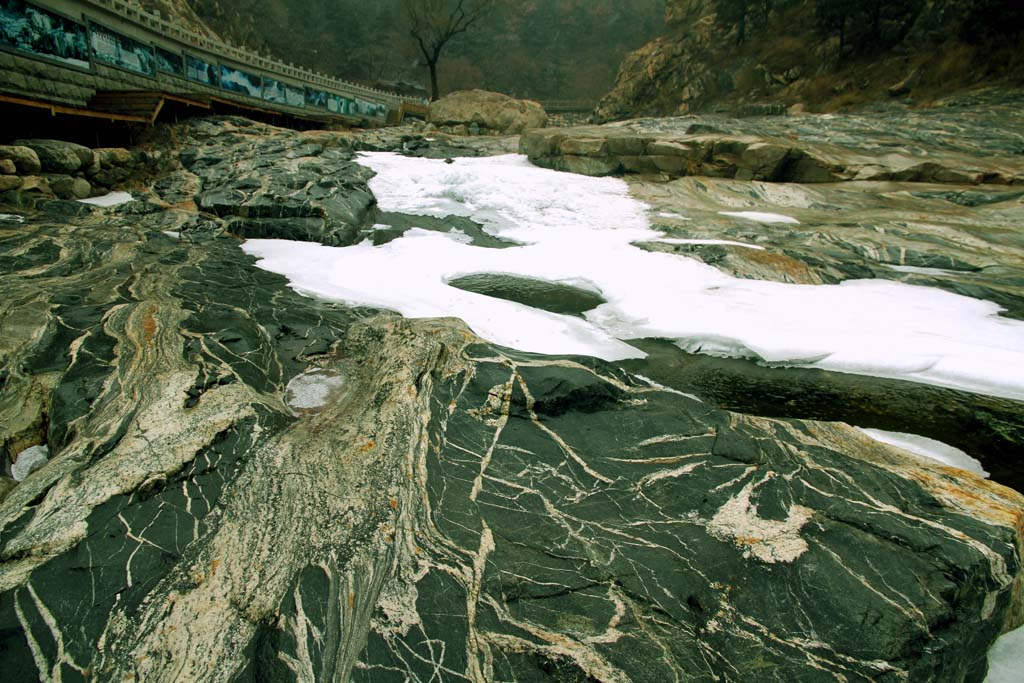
[1,100,1023,682]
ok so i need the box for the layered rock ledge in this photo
[522,103,1024,185]
[0,116,1022,682]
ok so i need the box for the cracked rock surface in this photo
[0,116,1022,682]
[524,91,1024,185]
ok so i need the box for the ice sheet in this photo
[78,191,134,207]
[857,428,987,477]
[243,153,1024,401]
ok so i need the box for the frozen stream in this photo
[244,153,1024,402]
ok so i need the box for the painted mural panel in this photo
[262,76,287,104]
[0,0,89,68]
[353,98,387,119]
[327,94,343,114]
[306,88,328,110]
[263,77,305,108]
[285,84,304,108]
[155,46,183,76]
[220,64,261,98]
[186,54,218,86]
[89,22,154,76]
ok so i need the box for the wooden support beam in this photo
[149,98,166,125]
[0,93,149,123]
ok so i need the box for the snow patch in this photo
[885,264,965,277]
[243,153,1024,401]
[79,191,134,207]
[858,428,988,477]
[445,228,473,244]
[720,211,800,224]
[285,370,345,410]
[986,625,1024,683]
[12,445,49,481]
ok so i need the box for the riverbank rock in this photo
[12,139,94,174]
[0,115,1021,682]
[0,145,41,175]
[88,147,140,187]
[522,97,1024,185]
[429,89,548,135]
[45,175,92,200]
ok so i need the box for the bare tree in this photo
[401,0,493,101]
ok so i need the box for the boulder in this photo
[429,90,548,135]
[0,176,21,192]
[17,176,52,195]
[736,142,792,181]
[46,175,92,200]
[13,139,94,174]
[0,145,42,174]
[0,159,17,175]
[88,148,139,187]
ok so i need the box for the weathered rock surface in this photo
[595,0,1024,120]
[87,147,142,187]
[44,175,92,200]
[0,146,41,175]
[0,116,1022,682]
[523,97,1024,185]
[430,89,548,135]
[12,139,94,175]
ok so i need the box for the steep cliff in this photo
[596,0,1024,120]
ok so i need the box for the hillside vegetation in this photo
[181,0,665,102]
[596,0,1024,119]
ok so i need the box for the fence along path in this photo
[0,0,416,125]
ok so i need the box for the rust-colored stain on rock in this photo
[143,306,158,345]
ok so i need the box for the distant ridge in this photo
[596,0,1024,120]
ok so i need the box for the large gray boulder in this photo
[13,139,94,174]
[0,145,42,175]
[45,175,92,200]
[429,89,548,135]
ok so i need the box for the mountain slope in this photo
[596,0,1024,120]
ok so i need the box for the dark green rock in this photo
[448,274,606,316]
[0,116,1020,683]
